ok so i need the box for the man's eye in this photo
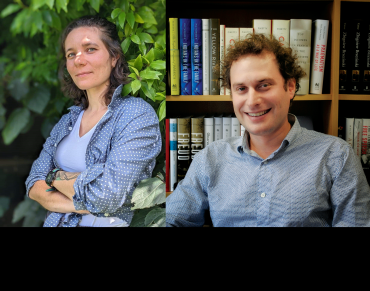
[259,83,270,89]
[237,87,246,92]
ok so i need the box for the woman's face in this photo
[64,26,117,92]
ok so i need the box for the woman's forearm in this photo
[52,171,80,199]
[29,180,89,214]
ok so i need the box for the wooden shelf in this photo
[339,95,370,101]
[166,192,172,197]
[167,94,332,101]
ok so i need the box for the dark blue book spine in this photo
[180,18,192,95]
[191,19,203,95]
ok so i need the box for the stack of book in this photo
[168,18,330,96]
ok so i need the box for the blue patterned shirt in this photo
[26,85,161,227]
[166,115,370,227]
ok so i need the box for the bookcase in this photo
[166,0,370,196]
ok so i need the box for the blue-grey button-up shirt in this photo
[26,85,161,227]
[166,115,370,227]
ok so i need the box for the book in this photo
[191,116,204,161]
[202,19,210,95]
[290,19,312,95]
[241,125,246,137]
[220,24,225,95]
[177,116,191,186]
[354,118,363,160]
[225,27,239,96]
[231,116,241,137]
[210,18,220,95]
[339,19,349,94]
[179,18,192,95]
[349,19,365,94]
[272,19,290,47]
[240,27,253,41]
[361,118,370,169]
[214,114,223,141]
[169,18,180,95]
[363,21,370,94]
[169,118,178,191]
[165,119,170,192]
[222,114,232,139]
[253,19,271,38]
[309,19,329,94]
[204,115,214,147]
[191,19,202,95]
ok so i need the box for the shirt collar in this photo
[238,113,302,156]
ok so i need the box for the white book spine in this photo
[354,118,363,159]
[225,27,239,95]
[253,19,271,38]
[241,125,246,137]
[346,117,354,148]
[169,118,177,191]
[272,19,290,47]
[309,19,329,94]
[220,24,225,95]
[222,115,231,139]
[362,119,370,166]
[240,27,253,41]
[204,117,214,147]
[231,117,241,137]
[214,116,223,141]
[202,19,210,95]
[290,19,312,95]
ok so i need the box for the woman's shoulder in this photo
[113,95,158,119]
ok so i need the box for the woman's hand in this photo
[52,171,80,199]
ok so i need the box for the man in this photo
[166,33,370,227]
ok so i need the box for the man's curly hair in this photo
[220,33,306,104]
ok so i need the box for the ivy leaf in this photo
[111,8,121,19]
[140,82,155,101]
[133,54,143,71]
[1,4,21,18]
[0,197,10,218]
[131,177,165,210]
[56,0,68,13]
[146,48,155,63]
[129,66,139,76]
[137,10,157,25]
[150,60,165,70]
[121,83,131,97]
[129,208,152,227]
[41,116,59,139]
[118,11,126,28]
[144,207,165,227]
[138,32,154,43]
[140,69,161,80]
[157,100,165,122]
[145,25,158,34]
[153,48,164,60]
[121,37,131,54]
[7,77,29,101]
[45,0,55,9]
[128,73,137,80]
[89,0,100,12]
[50,10,61,30]
[131,79,141,94]
[31,0,47,10]
[2,108,30,145]
[25,86,50,114]
[130,4,135,11]
[134,13,144,23]
[127,11,135,28]
[131,34,141,44]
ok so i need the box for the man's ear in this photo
[287,78,296,100]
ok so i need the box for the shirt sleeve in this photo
[72,99,161,214]
[166,150,209,227]
[25,114,69,197]
[330,143,370,227]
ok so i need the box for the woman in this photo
[25,15,161,227]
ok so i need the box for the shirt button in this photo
[104,213,109,217]
[261,192,266,198]
[54,143,57,147]
[69,127,72,130]
[264,161,268,164]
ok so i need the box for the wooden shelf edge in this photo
[339,94,370,101]
[166,192,172,197]
[167,94,332,101]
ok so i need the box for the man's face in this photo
[230,50,295,141]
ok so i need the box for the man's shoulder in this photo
[198,136,242,160]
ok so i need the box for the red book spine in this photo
[165,118,170,192]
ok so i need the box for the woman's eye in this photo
[87,48,96,52]
[67,53,75,58]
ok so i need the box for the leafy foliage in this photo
[0,0,166,227]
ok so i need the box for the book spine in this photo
[354,118,363,159]
[253,19,271,38]
[169,18,180,95]
[350,20,365,94]
[362,118,370,168]
[363,21,370,93]
[220,24,225,95]
[191,117,204,160]
[272,20,290,47]
[191,19,203,95]
[231,117,241,137]
[177,117,191,184]
[290,19,312,95]
[209,19,220,95]
[204,117,214,147]
[169,118,178,191]
[309,19,329,94]
[214,116,223,141]
[222,115,231,139]
[180,19,192,95]
[339,20,349,94]
[225,27,240,95]
[202,19,210,95]
[165,119,170,192]
[345,117,354,148]
[240,27,253,41]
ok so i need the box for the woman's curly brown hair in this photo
[58,15,130,109]
[220,33,306,104]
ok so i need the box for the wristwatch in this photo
[45,168,61,187]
